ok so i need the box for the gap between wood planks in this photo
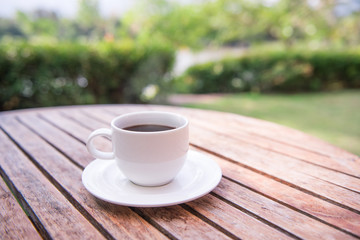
[180,204,244,240]
[305,174,360,195]
[0,166,51,240]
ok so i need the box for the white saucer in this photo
[82,150,222,207]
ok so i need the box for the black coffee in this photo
[123,124,175,132]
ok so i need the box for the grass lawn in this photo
[182,90,360,156]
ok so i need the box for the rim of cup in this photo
[111,111,189,134]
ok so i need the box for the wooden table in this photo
[1,105,359,240]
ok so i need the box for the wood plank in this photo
[77,106,143,128]
[186,194,292,240]
[0,114,168,240]
[192,147,360,237]
[38,111,112,153]
[38,110,91,142]
[15,112,93,168]
[214,178,356,240]
[0,130,105,240]
[138,206,232,240]
[0,177,41,240]
[60,108,114,130]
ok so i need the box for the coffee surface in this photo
[123,124,175,132]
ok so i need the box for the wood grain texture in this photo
[138,206,232,240]
[0,129,105,240]
[69,106,360,238]
[190,127,360,211]
[0,177,41,240]
[16,113,92,167]
[194,148,360,237]
[214,179,356,240]
[1,104,359,240]
[33,107,296,239]
[0,114,167,240]
[186,194,292,240]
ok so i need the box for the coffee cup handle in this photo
[86,128,114,160]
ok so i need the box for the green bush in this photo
[0,41,175,110]
[174,50,360,93]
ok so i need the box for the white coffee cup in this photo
[86,111,189,187]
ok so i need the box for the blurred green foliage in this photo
[174,50,360,93]
[1,0,360,110]
[1,0,360,49]
[125,0,360,49]
[0,41,175,110]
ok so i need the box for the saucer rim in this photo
[82,150,222,207]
